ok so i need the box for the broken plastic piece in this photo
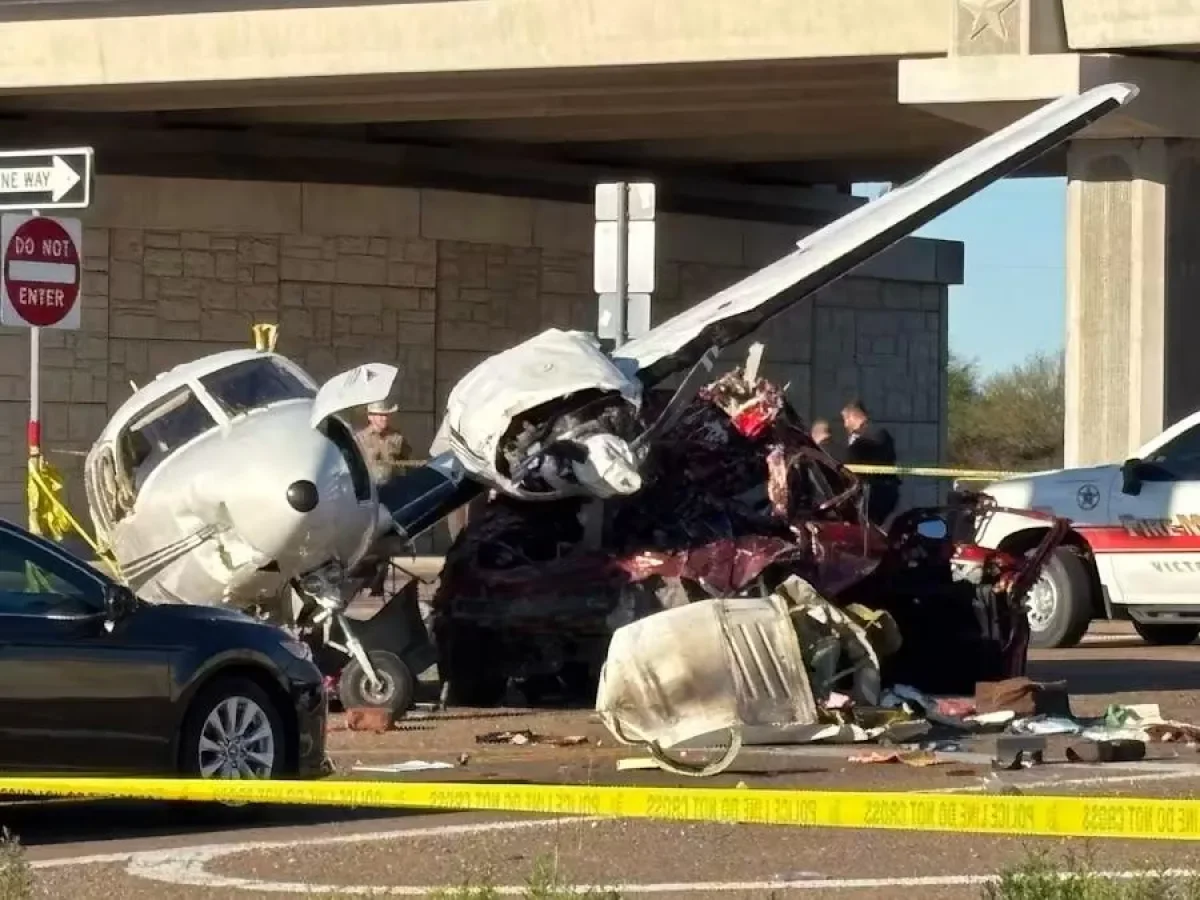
[850,750,944,767]
[993,734,1047,770]
[475,730,588,747]
[352,760,455,774]
[1065,739,1146,764]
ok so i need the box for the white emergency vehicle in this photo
[977,412,1200,649]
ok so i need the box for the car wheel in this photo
[337,650,415,714]
[1131,620,1200,646]
[180,676,285,780]
[1025,546,1093,650]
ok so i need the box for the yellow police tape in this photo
[844,464,1024,481]
[0,776,1197,842]
[393,457,1024,481]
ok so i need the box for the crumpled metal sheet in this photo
[596,591,818,755]
[433,366,879,624]
[433,361,1069,712]
[430,328,643,500]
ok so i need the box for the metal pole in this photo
[613,182,629,348]
[26,208,41,535]
[28,326,40,456]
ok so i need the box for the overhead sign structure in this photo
[0,213,83,331]
[0,147,93,211]
[594,181,657,347]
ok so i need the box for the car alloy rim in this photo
[1026,573,1059,631]
[198,696,276,779]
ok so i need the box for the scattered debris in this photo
[616,758,662,772]
[1146,721,1200,746]
[351,760,456,774]
[345,707,394,733]
[433,357,1072,715]
[848,750,944,767]
[993,735,1047,770]
[976,677,1071,718]
[965,710,1016,729]
[596,590,818,775]
[1065,739,1146,764]
[475,730,589,747]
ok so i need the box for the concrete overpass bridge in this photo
[0,0,1195,525]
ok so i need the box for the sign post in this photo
[594,182,657,348]
[0,146,93,535]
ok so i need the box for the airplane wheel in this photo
[338,650,415,715]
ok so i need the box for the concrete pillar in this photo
[1064,138,1200,466]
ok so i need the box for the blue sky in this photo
[855,177,1066,377]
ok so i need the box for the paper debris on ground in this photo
[352,760,457,774]
[476,729,589,747]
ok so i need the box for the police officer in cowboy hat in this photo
[356,399,411,485]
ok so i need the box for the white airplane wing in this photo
[613,82,1139,386]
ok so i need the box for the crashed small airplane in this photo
[81,83,1137,711]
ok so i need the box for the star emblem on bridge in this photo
[961,0,1018,41]
[1076,483,1100,511]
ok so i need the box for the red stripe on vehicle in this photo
[1077,525,1200,553]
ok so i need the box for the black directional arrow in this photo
[0,147,94,211]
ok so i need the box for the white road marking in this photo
[32,817,593,869]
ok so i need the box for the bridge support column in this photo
[1064,138,1200,467]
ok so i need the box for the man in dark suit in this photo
[841,399,902,527]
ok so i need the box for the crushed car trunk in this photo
[430,355,1069,708]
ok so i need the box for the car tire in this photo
[1131,620,1200,646]
[179,676,287,781]
[337,650,415,715]
[1026,546,1093,650]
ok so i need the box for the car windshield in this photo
[200,357,315,417]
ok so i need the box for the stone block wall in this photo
[0,175,955,544]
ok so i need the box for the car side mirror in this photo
[1120,457,1144,496]
[103,584,137,626]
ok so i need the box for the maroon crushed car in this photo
[431,366,1068,707]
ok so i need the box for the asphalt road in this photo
[20,621,1200,900]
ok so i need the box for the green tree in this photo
[947,350,1064,472]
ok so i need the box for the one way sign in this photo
[0,147,93,211]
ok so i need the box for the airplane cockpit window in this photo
[122,387,218,488]
[200,357,316,418]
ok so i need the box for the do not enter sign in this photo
[0,213,82,330]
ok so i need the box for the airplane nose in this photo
[286,480,320,513]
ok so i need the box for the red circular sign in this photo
[4,216,80,327]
